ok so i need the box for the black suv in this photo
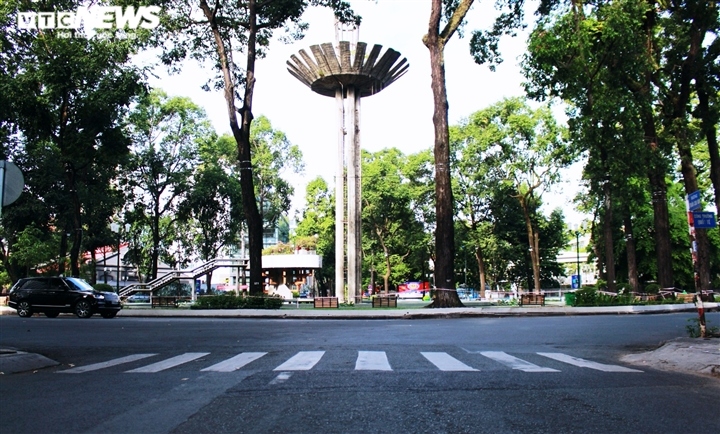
[8,277,122,319]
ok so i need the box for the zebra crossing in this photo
[57,349,643,375]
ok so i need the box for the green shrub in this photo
[644,283,660,294]
[574,288,597,306]
[616,283,632,295]
[191,293,283,309]
[93,283,115,293]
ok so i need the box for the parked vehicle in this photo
[125,294,150,303]
[7,277,122,318]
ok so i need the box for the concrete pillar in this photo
[335,88,345,302]
[353,92,362,299]
[346,86,358,303]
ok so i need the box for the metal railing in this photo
[119,257,248,297]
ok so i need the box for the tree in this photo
[423,0,474,306]
[457,98,570,293]
[362,149,426,295]
[451,112,506,298]
[178,133,244,290]
[250,116,304,229]
[153,0,358,295]
[0,0,144,280]
[294,176,335,293]
[123,90,211,280]
[522,0,678,290]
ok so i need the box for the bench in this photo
[284,298,315,308]
[519,293,545,306]
[372,295,397,308]
[314,297,339,308]
[677,293,695,303]
[151,296,185,308]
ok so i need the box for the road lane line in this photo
[537,352,643,372]
[58,354,157,373]
[125,352,210,373]
[201,352,267,372]
[421,352,477,371]
[273,351,325,371]
[355,351,392,371]
[480,351,560,372]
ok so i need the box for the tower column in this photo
[346,86,360,303]
[354,92,362,299]
[335,87,345,302]
[287,35,408,305]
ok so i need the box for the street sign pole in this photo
[686,191,706,338]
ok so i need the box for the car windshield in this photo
[66,277,95,292]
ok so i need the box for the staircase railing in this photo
[119,257,248,297]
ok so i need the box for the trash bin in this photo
[564,292,576,306]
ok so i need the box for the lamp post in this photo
[110,223,130,293]
[575,229,581,289]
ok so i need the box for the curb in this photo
[2,303,716,320]
[0,348,60,374]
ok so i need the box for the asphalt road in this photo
[1,313,719,433]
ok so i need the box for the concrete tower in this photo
[287,23,408,303]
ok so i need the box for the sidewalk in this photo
[1,303,718,376]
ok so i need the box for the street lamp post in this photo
[110,223,130,293]
[575,229,581,289]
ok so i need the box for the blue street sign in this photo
[571,275,579,289]
[693,211,717,229]
[687,191,701,211]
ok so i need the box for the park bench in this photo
[151,296,186,308]
[519,293,545,306]
[314,297,339,308]
[372,295,397,308]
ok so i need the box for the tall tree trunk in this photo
[519,196,541,293]
[640,5,674,289]
[201,0,263,295]
[668,7,712,292]
[602,181,616,292]
[640,109,674,289]
[677,140,712,292]
[423,0,473,307]
[427,28,454,294]
[64,163,82,277]
[623,213,639,293]
[475,246,486,299]
[647,167,674,288]
[696,84,720,217]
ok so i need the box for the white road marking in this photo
[58,354,157,373]
[421,352,477,371]
[125,352,210,373]
[537,352,643,372]
[201,352,267,372]
[270,372,293,385]
[355,351,392,371]
[273,351,325,371]
[480,351,560,372]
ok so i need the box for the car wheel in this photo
[17,301,32,318]
[44,311,60,318]
[100,311,117,319]
[74,300,93,318]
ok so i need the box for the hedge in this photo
[191,294,284,309]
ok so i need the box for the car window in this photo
[48,278,66,290]
[65,277,94,292]
[21,279,48,291]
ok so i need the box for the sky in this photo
[145,0,586,227]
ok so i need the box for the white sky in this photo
[146,0,586,226]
